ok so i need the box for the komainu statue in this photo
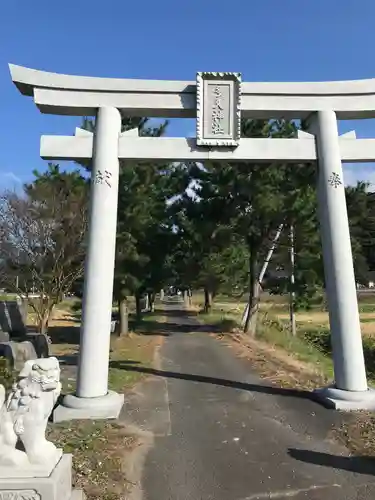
[0,356,61,468]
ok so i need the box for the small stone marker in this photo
[0,298,49,369]
[0,299,27,335]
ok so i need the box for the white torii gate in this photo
[9,64,375,420]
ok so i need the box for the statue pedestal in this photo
[0,454,85,499]
[0,449,63,478]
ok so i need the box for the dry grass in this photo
[275,310,375,337]
[335,412,375,457]
[219,331,329,391]
[47,421,138,500]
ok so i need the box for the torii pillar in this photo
[54,107,125,422]
[307,111,375,410]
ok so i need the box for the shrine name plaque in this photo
[196,71,241,147]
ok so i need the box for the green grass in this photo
[358,304,375,313]
[0,358,16,390]
[108,334,153,392]
[201,296,375,385]
[198,308,240,333]
[259,322,334,378]
[197,302,335,384]
[0,293,18,301]
[359,317,375,323]
[197,299,332,374]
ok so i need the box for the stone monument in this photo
[0,298,50,370]
[0,300,27,337]
[0,357,84,499]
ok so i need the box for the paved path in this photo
[123,301,375,499]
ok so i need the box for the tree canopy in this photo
[3,117,374,337]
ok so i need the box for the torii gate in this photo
[9,65,375,421]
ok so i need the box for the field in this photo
[195,289,375,333]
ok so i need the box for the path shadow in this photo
[48,325,81,344]
[132,319,222,336]
[58,351,141,367]
[159,308,199,318]
[109,360,313,401]
[53,311,82,323]
[58,353,79,366]
[288,448,375,476]
[131,306,232,336]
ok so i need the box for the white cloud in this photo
[0,172,22,185]
[343,164,375,188]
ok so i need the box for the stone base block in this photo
[0,449,62,478]
[70,490,86,499]
[53,390,124,422]
[0,454,82,500]
[313,385,375,411]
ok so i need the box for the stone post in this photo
[310,110,375,410]
[54,107,124,421]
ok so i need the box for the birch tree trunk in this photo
[242,224,284,330]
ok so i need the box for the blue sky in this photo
[1,0,375,188]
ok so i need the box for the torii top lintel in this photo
[9,63,375,120]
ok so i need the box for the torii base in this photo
[53,391,124,422]
[313,385,375,411]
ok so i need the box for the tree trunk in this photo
[289,224,297,336]
[39,314,49,335]
[183,290,189,307]
[204,287,212,313]
[135,294,142,321]
[36,298,55,335]
[244,248,260,336]
[148,292,155,312]
[118,298,129,336]
[38,307,51,335]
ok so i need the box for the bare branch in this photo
[0,173,88,332]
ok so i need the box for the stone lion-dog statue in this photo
[0,357,61,468]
